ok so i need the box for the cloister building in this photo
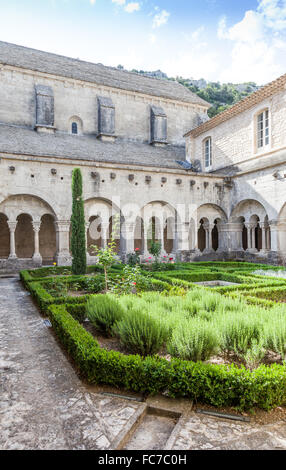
[0,41,285,270]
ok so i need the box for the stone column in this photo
[159,219,167,256]
[245,223,252,252]
[85,222,91,263]
[260,223,268,252]
[269,221,279,252]
[251,224,256,251]
[32,221,42,264]
[143,221,150,257]
[203,223,214,252]
[193,222,199,251]
[202,222,209,251]
[100,221,109,249]
[55,220,72,266]
[122,221,135,257]
[8,221,17,259]
[177,222,190,251]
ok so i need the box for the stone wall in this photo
[0,67,207,146]
[187,90,286,172]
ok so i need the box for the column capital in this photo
[7,221,17,232]
[32,221,42,233]
[54,220,71,232]
[269,220,279,228]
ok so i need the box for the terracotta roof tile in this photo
[185,72,286,138]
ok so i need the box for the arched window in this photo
[257,109,269,149]
[204,137,212,169]
[71,122,78,135]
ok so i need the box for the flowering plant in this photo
[110,265,151,295]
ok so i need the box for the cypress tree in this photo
[71,168,86,275]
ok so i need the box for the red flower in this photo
[169,258,173,261]
[135,248,140,251]
[133,282,136,285]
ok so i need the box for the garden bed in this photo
[20,261,286,411]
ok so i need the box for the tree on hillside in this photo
[71,168,86,275]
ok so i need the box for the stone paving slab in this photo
[171,413,286,450]
[0,278,139,450]
[1,278,286,450]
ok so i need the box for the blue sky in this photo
[0,0,285,84]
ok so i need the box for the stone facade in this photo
[0,41,285,270]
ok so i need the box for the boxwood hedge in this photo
[48,303,286,411]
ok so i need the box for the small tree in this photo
[149,240,162,261]
[71,168,86,275]
[91,214,120,292]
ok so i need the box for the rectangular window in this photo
[257,110,269,149]
[205,138,212,168]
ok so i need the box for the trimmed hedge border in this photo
[21,262,286,411]
[25,275,173,313]
[48,303,286,411]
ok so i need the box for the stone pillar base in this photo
[56,253,72,267]
[32,254,42,265]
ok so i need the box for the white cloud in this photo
[90,0,96,4]
[112,0,126,5]
[219,10,264,43]
[124,2,140,13]
[258,0,286,30]
[216,0,286,83]
[152,9,170,28]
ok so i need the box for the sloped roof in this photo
[0,41,210,107]
[0,123,185,169]
[185,72,286,138]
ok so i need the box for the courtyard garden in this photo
[20,259,286,412]
[19,169,286,412]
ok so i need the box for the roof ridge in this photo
[0,40,180,86]
[0,41,210,107]
[186,71,286,137]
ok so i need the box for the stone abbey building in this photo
[0,41,286,270]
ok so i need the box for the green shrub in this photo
[115,310,168,356]
[221,317,262,355]
[48,304,286,410]
[265,319,286,360]
[168,320,219,361]
[86,294,125,336]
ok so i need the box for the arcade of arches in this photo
[0,195,285,267]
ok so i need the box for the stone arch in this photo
[141,201,177,255]
[230,199,267,223]
[15,214,34,258]
[231,200,268,252]
[0,213,10,259]
[85,198,122,255]
[278,204,286,252]
[0,195,56,262]
[0,194,56,222]
[212,219,220,252]
[198,217,208,253]
[164,216,175,255]
[196,204,227,225]
[87,215,102,254]
[195,204,227,253]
